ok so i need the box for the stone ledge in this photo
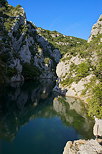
[63,139,102,154]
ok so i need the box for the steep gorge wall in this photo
[0,1,61,83]
[55,15,102,118]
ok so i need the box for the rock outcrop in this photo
[63,139,102,154]
[0,3,61,82]
[93,117,102,137]
[0,1,86,83]
[88,14,102,42]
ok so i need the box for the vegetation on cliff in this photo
[37,28,86,55]
[56,33,102,118]
[0,1,61,82]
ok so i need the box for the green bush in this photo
[6,67,17,78]
[61,77,74,87]
[16,5,22,9]
[95,60,102,80]
[22,63,40,80]
[88,84,102,118]
[4,22,11,31]
[44,57,50,64]
[76,62,90,78]
[0,53,10,62]
[69,63,76,72]
[0,0,8,6]
[0,61,5,83]
[99,18,102,21]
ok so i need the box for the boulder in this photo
[93,117,102,137]
[63,139,102,154]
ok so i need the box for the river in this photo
[0,80,94,154]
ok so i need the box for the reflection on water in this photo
[0,80,94,154]
[0,80,55,141]
[53,96,94,139]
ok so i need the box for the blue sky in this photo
[7,0,102,40]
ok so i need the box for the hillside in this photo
[55,16,102,118]
[0,0,62,83]
[37,27,86,55]
[0,0,87,84]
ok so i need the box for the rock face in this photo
[0,3,61,82]
[55,15,102,118]
[88,14,102,42]
[0,1,87,84]
[56,52,99,102]
[93,117,102,137]
[63,139,102,154]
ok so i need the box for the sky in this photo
[7,0,102,40]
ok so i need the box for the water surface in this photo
[0,80,94,154]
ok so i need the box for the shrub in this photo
[95,60,102,81]
[76,62,90,78]
[0,53,10,62]
[22,63,40,80]
[61,77,74,87]
[4,22,11,31]
[6,67,17,78]
[99,18,102,21]
[0,0,8,7]
[44,57,50,64]
[88,84,102,118]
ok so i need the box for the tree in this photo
[0,0,8,7]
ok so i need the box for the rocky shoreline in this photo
[63,139,102,154]
[53,90,102,154]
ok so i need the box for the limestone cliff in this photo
[0,1,61,83]
[88,14,102,42]
[0,1,87,84]
[55,15,102,118]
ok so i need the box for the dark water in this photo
[0,80,94,154]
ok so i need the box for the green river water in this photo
[0,80,94,154]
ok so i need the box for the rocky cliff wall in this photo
[0,2,61,83]
[88,14,102,42]
[55,15,102,118]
